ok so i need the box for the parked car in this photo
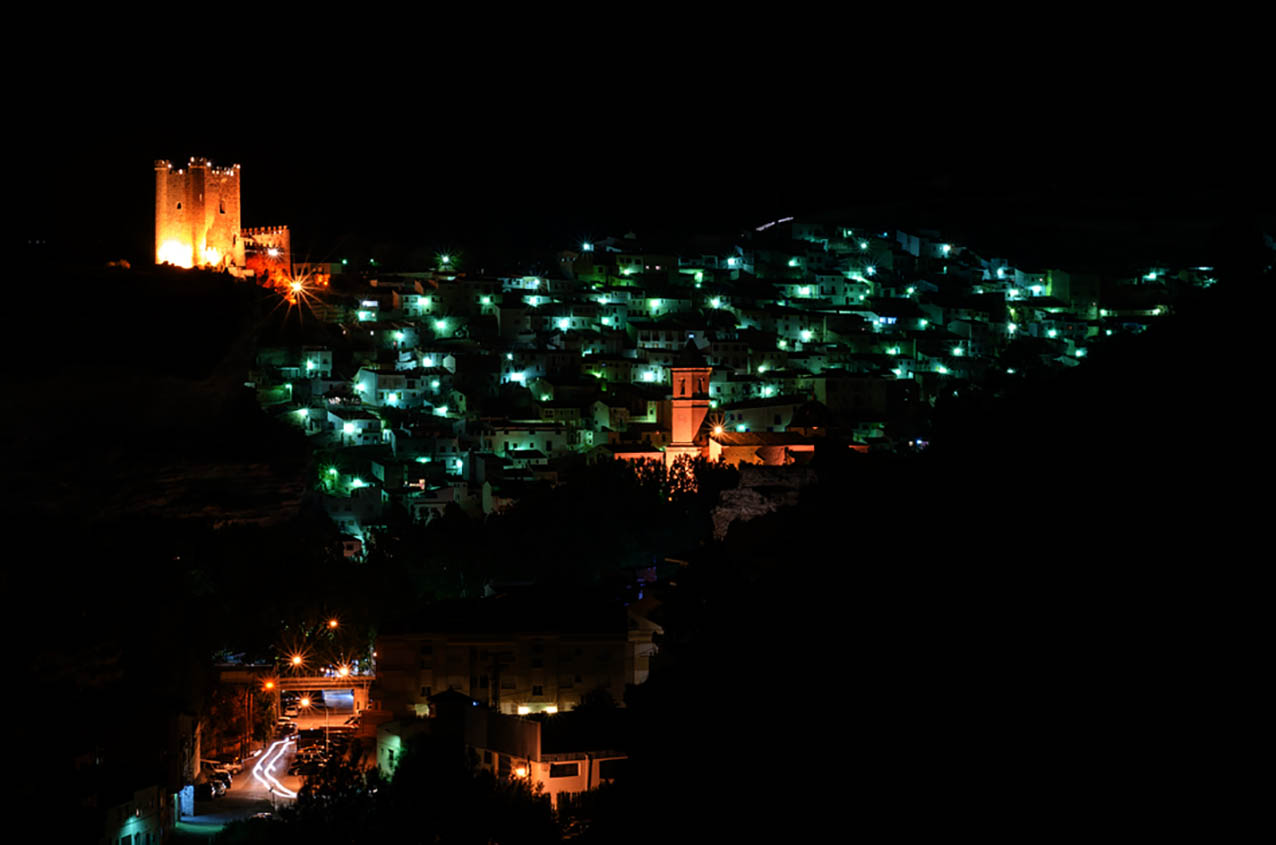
[203,760,235,778]
[194,783,217,800]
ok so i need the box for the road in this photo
[182,737,302,833]
[181,695,357,832]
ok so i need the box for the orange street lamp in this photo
[514,766,528,778]
[337,665,350,678]
[291,654,304,667]
[299,695,331,752]
[328,619,339,629]
[263,680,275,691]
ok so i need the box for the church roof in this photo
[709,431,815,447]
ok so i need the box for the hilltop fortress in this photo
[154,157,289,278]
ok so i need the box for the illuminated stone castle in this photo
[154,157,290,277]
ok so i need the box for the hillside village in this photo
[255,221,1225,550]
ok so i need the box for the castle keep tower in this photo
[154,157,245,269]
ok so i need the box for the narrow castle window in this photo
[219,200,225,214]
[176,202,182,210]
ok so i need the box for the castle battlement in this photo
[154,159,240,177]
[242,226,290,236]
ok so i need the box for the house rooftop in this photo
[595,442,662,454]
[329,408,379,420]
[719,394,809,410]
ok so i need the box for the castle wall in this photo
[204,167,243,267]
[242,225,293,280]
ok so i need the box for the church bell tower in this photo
[665,341,713,467]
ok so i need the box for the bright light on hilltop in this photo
[158,240,193,268]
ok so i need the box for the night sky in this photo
[17,46,1271,275]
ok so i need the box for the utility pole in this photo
[242,688,251,764]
